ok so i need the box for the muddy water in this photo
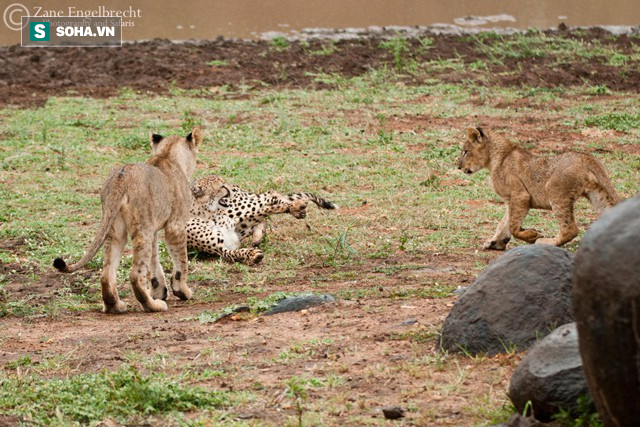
[1,0,639,45]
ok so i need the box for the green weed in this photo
[553,395,602,427]
[380,37,413,70]
[181,109,204,133]
[207,59,228,67]
[269,36,290,52]
[0,366,228,425]
[308,41,338,56]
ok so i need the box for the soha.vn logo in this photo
[30,21,50,41]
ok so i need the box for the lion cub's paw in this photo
[150,277,169,301]
[483,237,510,251]
[534,237,558,246]
[172,287,193,301]
[103,301,128,314]
[145,299,169,312]
[518,228,544,244]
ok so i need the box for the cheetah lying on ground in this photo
[187,174,337,264]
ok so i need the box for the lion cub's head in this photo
[150,128,203,180]
[457,127,491,175]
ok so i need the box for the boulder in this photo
[508,322,590,422]
[573,195,640,426]
[440,245,574,355]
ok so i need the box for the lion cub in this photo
[53,129,203,313]
[457,127,619,250]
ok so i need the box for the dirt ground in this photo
[1,28,638,425]
[1,27,639,109]
[2,249,514,425]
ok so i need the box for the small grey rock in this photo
[382,406,405,420]
[263,294,336,315]
[508,322,589,422]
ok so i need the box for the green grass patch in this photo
[0,366,228,425]
[585,112,640,132]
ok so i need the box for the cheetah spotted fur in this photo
[187,174,337,264]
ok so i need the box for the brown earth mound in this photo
[1,27,639,108]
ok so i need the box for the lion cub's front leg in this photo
[507,196,544,244]
[483,210,511,251]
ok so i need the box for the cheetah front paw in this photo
[247,249,264,265]
[288,201,308,219]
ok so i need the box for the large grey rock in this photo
[573,195,640,426]
[508,322,590,422]
[440,245,574,355]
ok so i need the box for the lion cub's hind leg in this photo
[100,219,128,314]
[535,197,579,247]
[164,223,193,301]
[149,234,169,301]
[483,210,512,250]
[130,231,168,312]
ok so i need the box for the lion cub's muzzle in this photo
[457,159,474,174]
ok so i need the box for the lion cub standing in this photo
[457,127,619,250]
[53,129,203,313]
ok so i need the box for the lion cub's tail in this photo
[53,185,126,273]
[586,160,620,215]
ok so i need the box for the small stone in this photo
[508,322,589,422]
[382,406,405,420]
[263,294,336,315]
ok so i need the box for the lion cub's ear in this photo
[466,127,485,143]
[150,132,163,144]
[186,128,203,148]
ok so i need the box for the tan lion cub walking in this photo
[457,127,619,250]
[54,128,203,313]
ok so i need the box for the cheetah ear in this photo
[191,183,205,199]
[467,127,483,143]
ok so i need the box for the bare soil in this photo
[0,28,639,108]
[1,247,516,425]
[2,28,635,425]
